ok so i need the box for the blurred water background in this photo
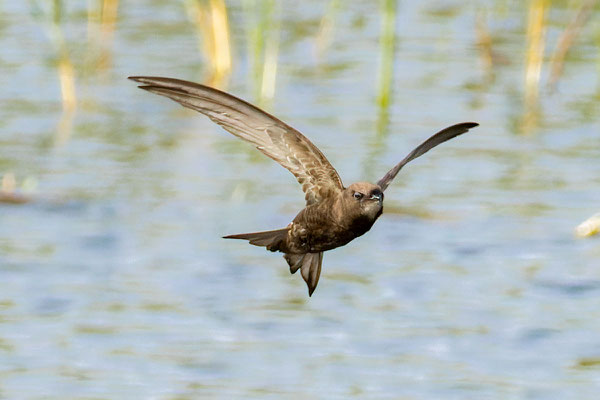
[1,0,600,399]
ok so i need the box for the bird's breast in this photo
[348,214,378,237]
[287,204,375,253]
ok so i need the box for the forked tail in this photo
[223,227,289,252]
[224,227,324,296]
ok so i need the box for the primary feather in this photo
[129,76,344,205]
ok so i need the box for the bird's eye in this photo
[353,192,363,200]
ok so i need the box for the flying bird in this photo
[129,76,478,296]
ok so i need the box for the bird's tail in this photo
[284,252,324,296]
[223,228,289,252]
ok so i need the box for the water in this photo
[1,1,600,399]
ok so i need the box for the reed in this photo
[475,9,495,83]
[548,0,597,91]
[364,0,397,180]
[86,0,120,71]
[185,0,232,88]
[244,0,280,107]
[376,0,397,120]
[314,0,340,61]
[522,0,547,133]
[30,0,77,145]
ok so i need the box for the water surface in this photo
[1,1,600,399]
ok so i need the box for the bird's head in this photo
[345,182,384,221]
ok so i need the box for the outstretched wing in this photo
[129,76,344,205]
[377,122,478,191]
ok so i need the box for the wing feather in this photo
[377,122,479,191]
[129,76,343,204]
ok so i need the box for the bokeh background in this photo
[2,0,600,399]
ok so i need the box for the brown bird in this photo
[129,76,478,296]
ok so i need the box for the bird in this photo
[129,76,478,296]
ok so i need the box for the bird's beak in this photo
[370,193,383,204]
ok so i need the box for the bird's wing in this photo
[129,76,344,205]
[377,122,479,191]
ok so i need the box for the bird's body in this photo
[237,182,383,254]
[130,76,478,296]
